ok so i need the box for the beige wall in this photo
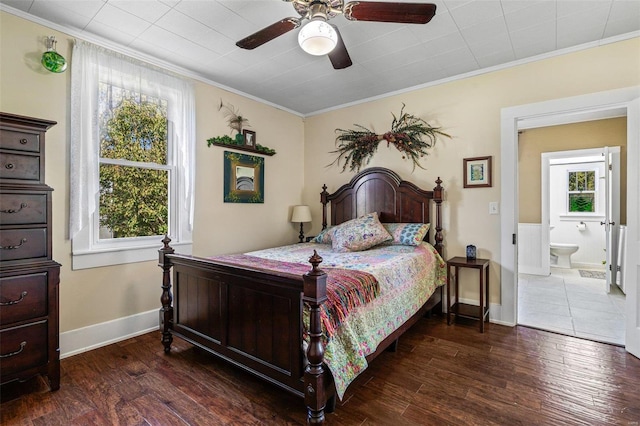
[303,37,640,303]
[0,11,305,333]
[518,118,627,224]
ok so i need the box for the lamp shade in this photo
[298,20,337,56]
[291,205,312,223]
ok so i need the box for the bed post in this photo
[158,235,175,353]
[303,250,328,424]
[433,177,444,257]
[320,184,329,230]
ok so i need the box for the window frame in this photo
[71,43,194,270]
[566,169,597,214]
[559,164,603,221]
[73,130,192,268]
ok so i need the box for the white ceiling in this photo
[2,0,639,116]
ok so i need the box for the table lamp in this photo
[291,205,312,243]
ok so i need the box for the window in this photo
[98,86,170,240]
[567,170,597,213]
[70,41,195,269]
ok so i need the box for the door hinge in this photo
[512,234,516,245]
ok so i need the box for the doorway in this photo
[499,87,640,359]
[543,147,623,291]
[516,139,626,344]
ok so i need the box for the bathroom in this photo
[516,119,628,345]
[548,155,608,272]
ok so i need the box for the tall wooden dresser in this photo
[0,112,60,391]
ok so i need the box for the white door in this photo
[625,97,640,359]
[603,147,621,293]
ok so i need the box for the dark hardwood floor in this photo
[2,316,640,425]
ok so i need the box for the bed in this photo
[158,167,445,424]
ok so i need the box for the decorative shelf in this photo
[208,141,275,156]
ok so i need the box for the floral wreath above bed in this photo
[330,104,451,172]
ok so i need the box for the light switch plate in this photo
[489,202,499,215]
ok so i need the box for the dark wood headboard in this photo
[320,167,444,255]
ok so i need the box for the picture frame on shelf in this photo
[242,129,256,149]
[463,156,492,188]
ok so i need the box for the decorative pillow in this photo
[331,212,392,252]
[382,223,430,246]
[312,226,335,244]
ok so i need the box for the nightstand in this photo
[446,256,490,333]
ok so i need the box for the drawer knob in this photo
[0,291,28,306]
[19,138,28,144]
[5,163,14,169]
[0,237,27,250]
[0,341,26,359]
[0,202,28,214]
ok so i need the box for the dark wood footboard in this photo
[159,238,332,422]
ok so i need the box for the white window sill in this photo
[72,240,192,270]
[559,214,604,222]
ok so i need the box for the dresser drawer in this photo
[0,193,47,225]
[0,273,47,325]
[0,152,40,182]
[0,321,48,377]
[0,129,40,153]
[0,228,47,261]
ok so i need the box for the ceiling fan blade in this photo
[328,26,352,69]
[343,2,436,24]
[236,17,301,50]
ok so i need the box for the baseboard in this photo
[60,299,515,359]
[60,309,158,359]
[444,297,514,327]
[571,262,605,270]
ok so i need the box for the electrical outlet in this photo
[489,202,499,215]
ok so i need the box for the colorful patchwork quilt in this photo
[207,254,379,339]
[245,242,446,399]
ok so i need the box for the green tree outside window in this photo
[568,170,596,213]
[99,94,169,238]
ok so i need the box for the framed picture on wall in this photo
[464,156,492,188]
[223,151,264,203]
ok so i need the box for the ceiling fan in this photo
[236,0,437,70]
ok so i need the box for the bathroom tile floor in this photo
[517,267,626,346]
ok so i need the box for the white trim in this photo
[72,240,192,270]
[518,108,627,130]
[500,86,640,330]
[624,97,640,358]
[570,261,606,270]
[60,309,158,359]
[559,215,604,221]
[454,298,508,326]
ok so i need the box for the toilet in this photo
[550,243,579,268]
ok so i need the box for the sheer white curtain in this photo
[69,40,195,240]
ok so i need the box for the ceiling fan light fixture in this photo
[298,19,337,56]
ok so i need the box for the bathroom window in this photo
[567,170,596,213]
